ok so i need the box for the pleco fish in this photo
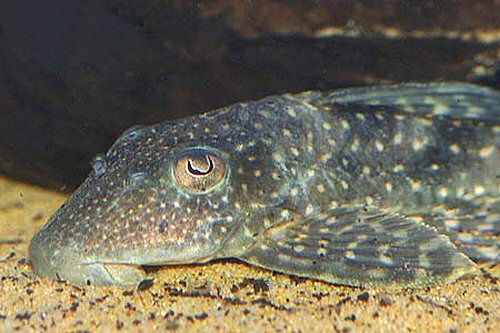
[30,82,499,288]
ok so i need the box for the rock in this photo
[0,0,498,189]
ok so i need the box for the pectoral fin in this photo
[428,196,500,263]
[238,207,476,288]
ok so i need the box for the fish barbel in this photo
[30,82,499,287]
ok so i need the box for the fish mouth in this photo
[29,228,149,286]
[29,211,222,286]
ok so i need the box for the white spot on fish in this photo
[479,145,495,158]
[375,140,384,152]
[465,106,485,118]
[327,139,337,147]
[449,144,460,154]
[379,254,394,266]
[294,245,305,253]
[444,219,460,229]
[321,152,332,163]
[393,163,404,172]
[351,138,360,151]
[243,225,253,238]
[438,187,449,198]
[322,122,332,130]
[345,251,356,260]
[346,241,358,249]
[474,185,486,196]
[317,248,327,257]
[286,108,297,117]
[319,239,330,246]
[432,101,449,115]
[418,255,432,268]
[418,118,433,126]
[412,138,427,151]
[410,179,422,191]
[394,133,403,145]
[325,216,337,225]
[341,119,350,130]
[355,113,366,121]
[430,163,440,171]
[290,147,300,156]
[280,209,290,218]
[272,152,283,161]
[456,187,466,198]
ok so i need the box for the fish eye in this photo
[174,148,226,194]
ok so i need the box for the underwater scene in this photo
[0,1,498,332]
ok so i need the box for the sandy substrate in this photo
[0,175,498,332]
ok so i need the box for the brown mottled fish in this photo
[30,82,499,288]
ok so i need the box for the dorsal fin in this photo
[313,82,500,121]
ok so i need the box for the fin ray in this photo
[314,82,500,121]
[428,197,500,263]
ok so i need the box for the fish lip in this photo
[29,227,71,281]
[29,227,134,285]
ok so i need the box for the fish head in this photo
[30,100,292,284]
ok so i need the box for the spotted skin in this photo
[30,82,499,287]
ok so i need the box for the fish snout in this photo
[29,226,145,286]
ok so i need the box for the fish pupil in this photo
[187,155,214,176]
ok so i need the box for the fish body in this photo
[30,82,500,287]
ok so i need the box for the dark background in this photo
[1,0,499,191]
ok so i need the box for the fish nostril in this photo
[91,155,107,177]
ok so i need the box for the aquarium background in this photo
[1,0,498,191]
